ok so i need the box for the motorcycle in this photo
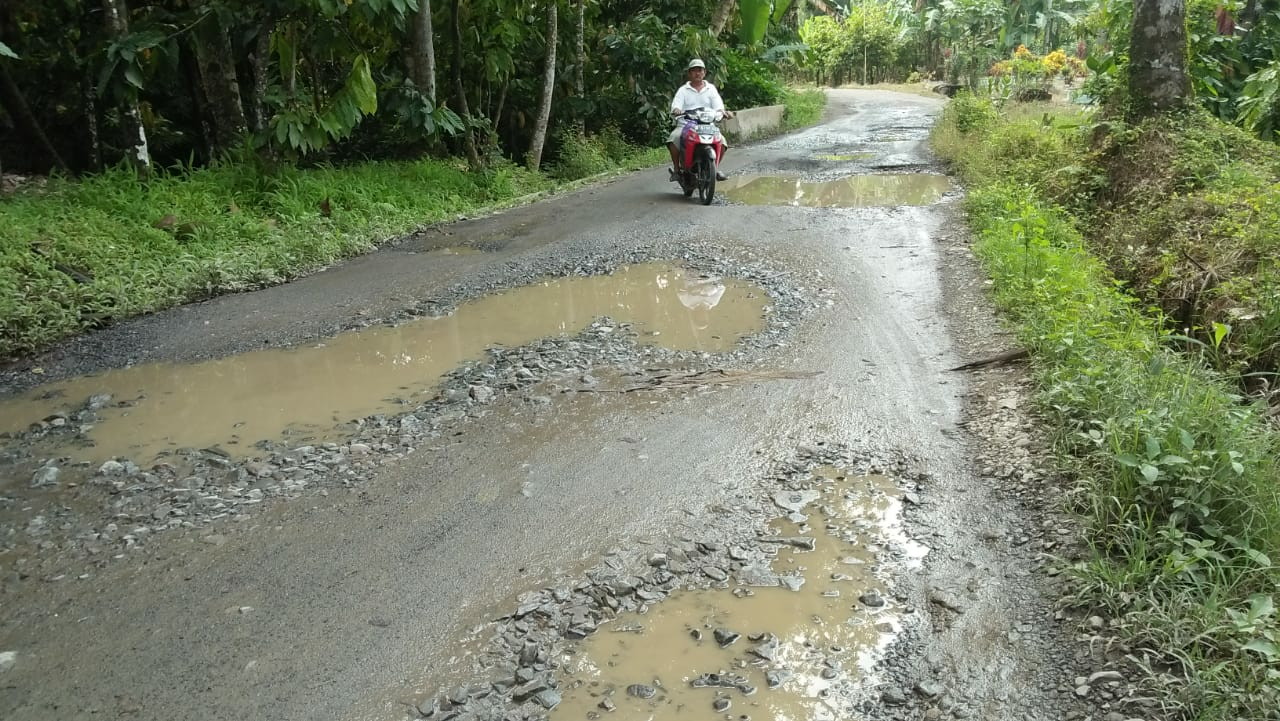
[672,108,725,205]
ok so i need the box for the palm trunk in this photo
[526,2,557,171]
[1128,0,1190,117]
[710,0,736,36]
[193,13,247,153]
[573,0,584,133]
[451,0,482,168]
[102,0,150,176]
[410,0,437,104]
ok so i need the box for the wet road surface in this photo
[0,91,1074,721]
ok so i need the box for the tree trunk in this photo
[0,62,70,174]
[410,0,437,104]
[102,0,150,176]
[573,0,584,133]
[75,3,103,172]
[246,20,273,133]
[1128,0,1191,117]
[710,0,736,36]
[574,0,584,99]
[451,0,482,168]
[180,38,215,162]
[526,2,557,171]
[193,12,247,154]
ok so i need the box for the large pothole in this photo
[0,263,769,467]
[409,455,930,721]
[720,174,950,208]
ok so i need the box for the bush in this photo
[719,50,784,109]
[548,129,612,181]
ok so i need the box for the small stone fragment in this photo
[626,684,656,699]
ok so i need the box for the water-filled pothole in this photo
[551,470,926,721]
[0,264,768,465]
[812,153,875,162]
[721,174,950,208]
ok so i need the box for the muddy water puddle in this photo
[552,471,926,721]
[813,153,874,162]
[721,173,950,208]
[0,264,767,465]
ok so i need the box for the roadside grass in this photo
[781,87,827,131]
[0,137,673,359]
[934,96,1280,718]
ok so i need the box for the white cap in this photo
[687,58,706,70]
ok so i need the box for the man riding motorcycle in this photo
[667,58,734,182]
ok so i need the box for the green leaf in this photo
[348,55,378,115]
[739,0,772,44]
[1145,436,1161,460]
[1249,594,1275,619]
[1242,639,1279,660]
[1140,464,1159,484]
[1159,455,1189,465]
[1115,453,1140,468]
[0,41,18,60]
[1179,429,1194,451]
[124,64,144,89]
[1232,461,1245,475]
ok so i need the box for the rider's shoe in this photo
[669,167,679,181]
[715,171,728,181]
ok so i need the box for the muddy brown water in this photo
[0,264,767,466]
[813,153,875,162]
[551,471,927,721]
[721,174,950,208]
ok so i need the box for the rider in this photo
[668,58,734,182]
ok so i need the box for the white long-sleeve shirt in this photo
[670,81,725,120]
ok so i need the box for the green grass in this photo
[781,87,827,131]
[934,95,1280,719]
[0,137,669,359]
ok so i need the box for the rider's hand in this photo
[723,110,735,119]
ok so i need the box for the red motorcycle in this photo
[672,108,725,205]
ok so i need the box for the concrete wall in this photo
[721,105,785,140]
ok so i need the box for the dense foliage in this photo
[0,0,801,176]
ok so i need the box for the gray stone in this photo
[859,592,885,608]
[469,385,495,404]
[765,670,791,688]
[30,465,59,488]
[713,698,731,712]
[598,697,616,712]
[0,651,15,673]
[713,628,740,648]
[1087,671,1124,686]
[626,684,656,699]
[882,687,908,705]
[703,566,728,582]
[915,681,945,699]
[532,689,561,710]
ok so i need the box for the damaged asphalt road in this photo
[0,90,1133,721]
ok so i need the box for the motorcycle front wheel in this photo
[697,147,716,206]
